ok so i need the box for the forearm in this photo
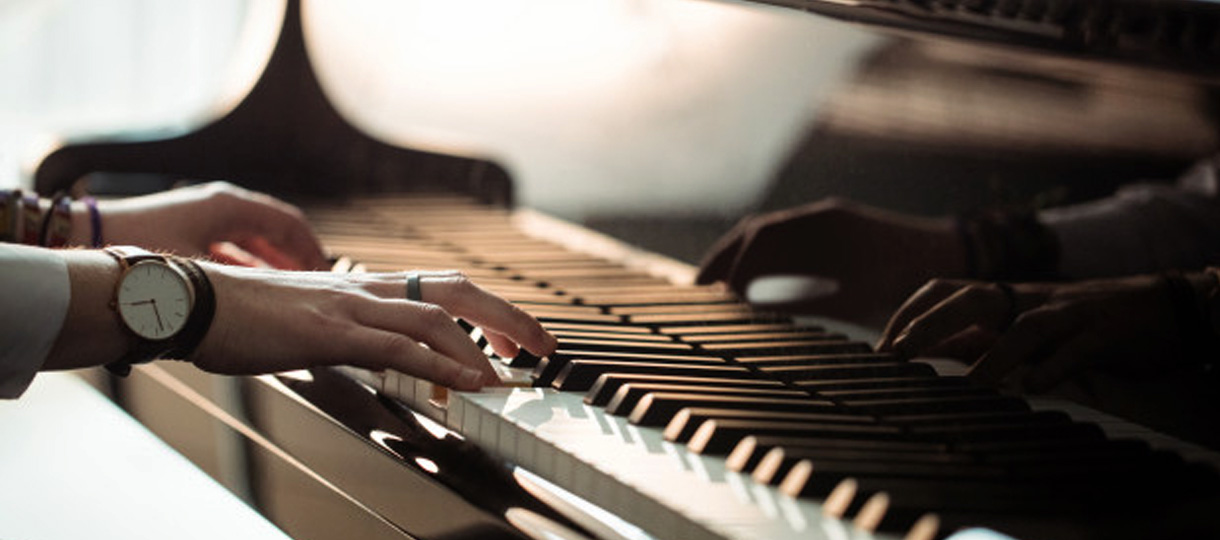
[1042,159,1220,279]
[42,250,127,371]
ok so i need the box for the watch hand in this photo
[150,300,165,332]
[126,299,154,306]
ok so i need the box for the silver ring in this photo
[406,273,422,302]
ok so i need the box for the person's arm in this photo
[41,250,557,391]
[0,244,70,398]
[65,181,328,270]
[1043,156,1220,279]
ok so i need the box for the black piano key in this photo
[577,289,739,306]
[756,452,1009,487]
[547,330,676,343]
[747,444,971,478]
[671,408,1067,447]
[604,384,808,416]
[628,393,839,427]
[533,350,724,387]
[795,375,974,392]
[797,453,1212,521]
[681,330,844,344]
[659,323,823,336]
[840,395,1030,416]
[700,341,876,357]
[717,410,1072,471]
[665,407,877,443]
[782,470,1094,512]
[535,312,624,325]
[820,384,995,401]
[584,374,786,407]
[519,304,605,316]
[552,360,753,391]
[630,312,790,326]
[726,435,954,473]
[539,321,656,334]
[735,352,893,367]
[689,419,906,455]
[690,415,1106,456]
[749,437,1150,487]
[507,350,543,369]
[761,362,937,382]
[607,303,752,316]
[549,338,696,354]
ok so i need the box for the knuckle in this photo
[372,332,413,359]
[449,273,476,293]
[417,303,454,328]
[204,181,240,199]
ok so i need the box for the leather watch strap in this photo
[162,256,216,361]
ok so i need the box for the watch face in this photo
[116,261,194,340]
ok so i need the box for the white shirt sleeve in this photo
[1043,156,1220,279]
[0,244,70,399]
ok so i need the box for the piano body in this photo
[27,0,1220,539]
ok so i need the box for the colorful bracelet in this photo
[20,193,41,245]
[82,196,103,247]
[39,193,72,247]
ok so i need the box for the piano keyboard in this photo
[308,194,1220,540]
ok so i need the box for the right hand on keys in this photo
[191,265,559,390]
[877,275,1205,393]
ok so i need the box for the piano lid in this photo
[15,0,1220,227]
[752,0,1220,73]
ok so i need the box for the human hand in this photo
[80,182,327,270]
[696,198,966,324]
[191,266,558,390]
[878,276,1198,393]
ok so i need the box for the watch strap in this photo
[162,256,215,361]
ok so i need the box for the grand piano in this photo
[29,0,1220,539]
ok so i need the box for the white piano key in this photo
[451,389,882,540]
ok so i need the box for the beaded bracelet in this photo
[20,193,40,245]
[82,196,102,247]
[39,193,72,247]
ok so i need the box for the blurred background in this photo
[1,0,1215,262]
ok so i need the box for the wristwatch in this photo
[104,246,216,375]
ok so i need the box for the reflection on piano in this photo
[33,0,1220,539]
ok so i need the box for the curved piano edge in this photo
[121,362,605,540]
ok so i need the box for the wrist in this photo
[44,250,128,370]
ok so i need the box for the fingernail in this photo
[457,369,484,389]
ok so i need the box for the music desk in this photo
[0,371,291,540]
